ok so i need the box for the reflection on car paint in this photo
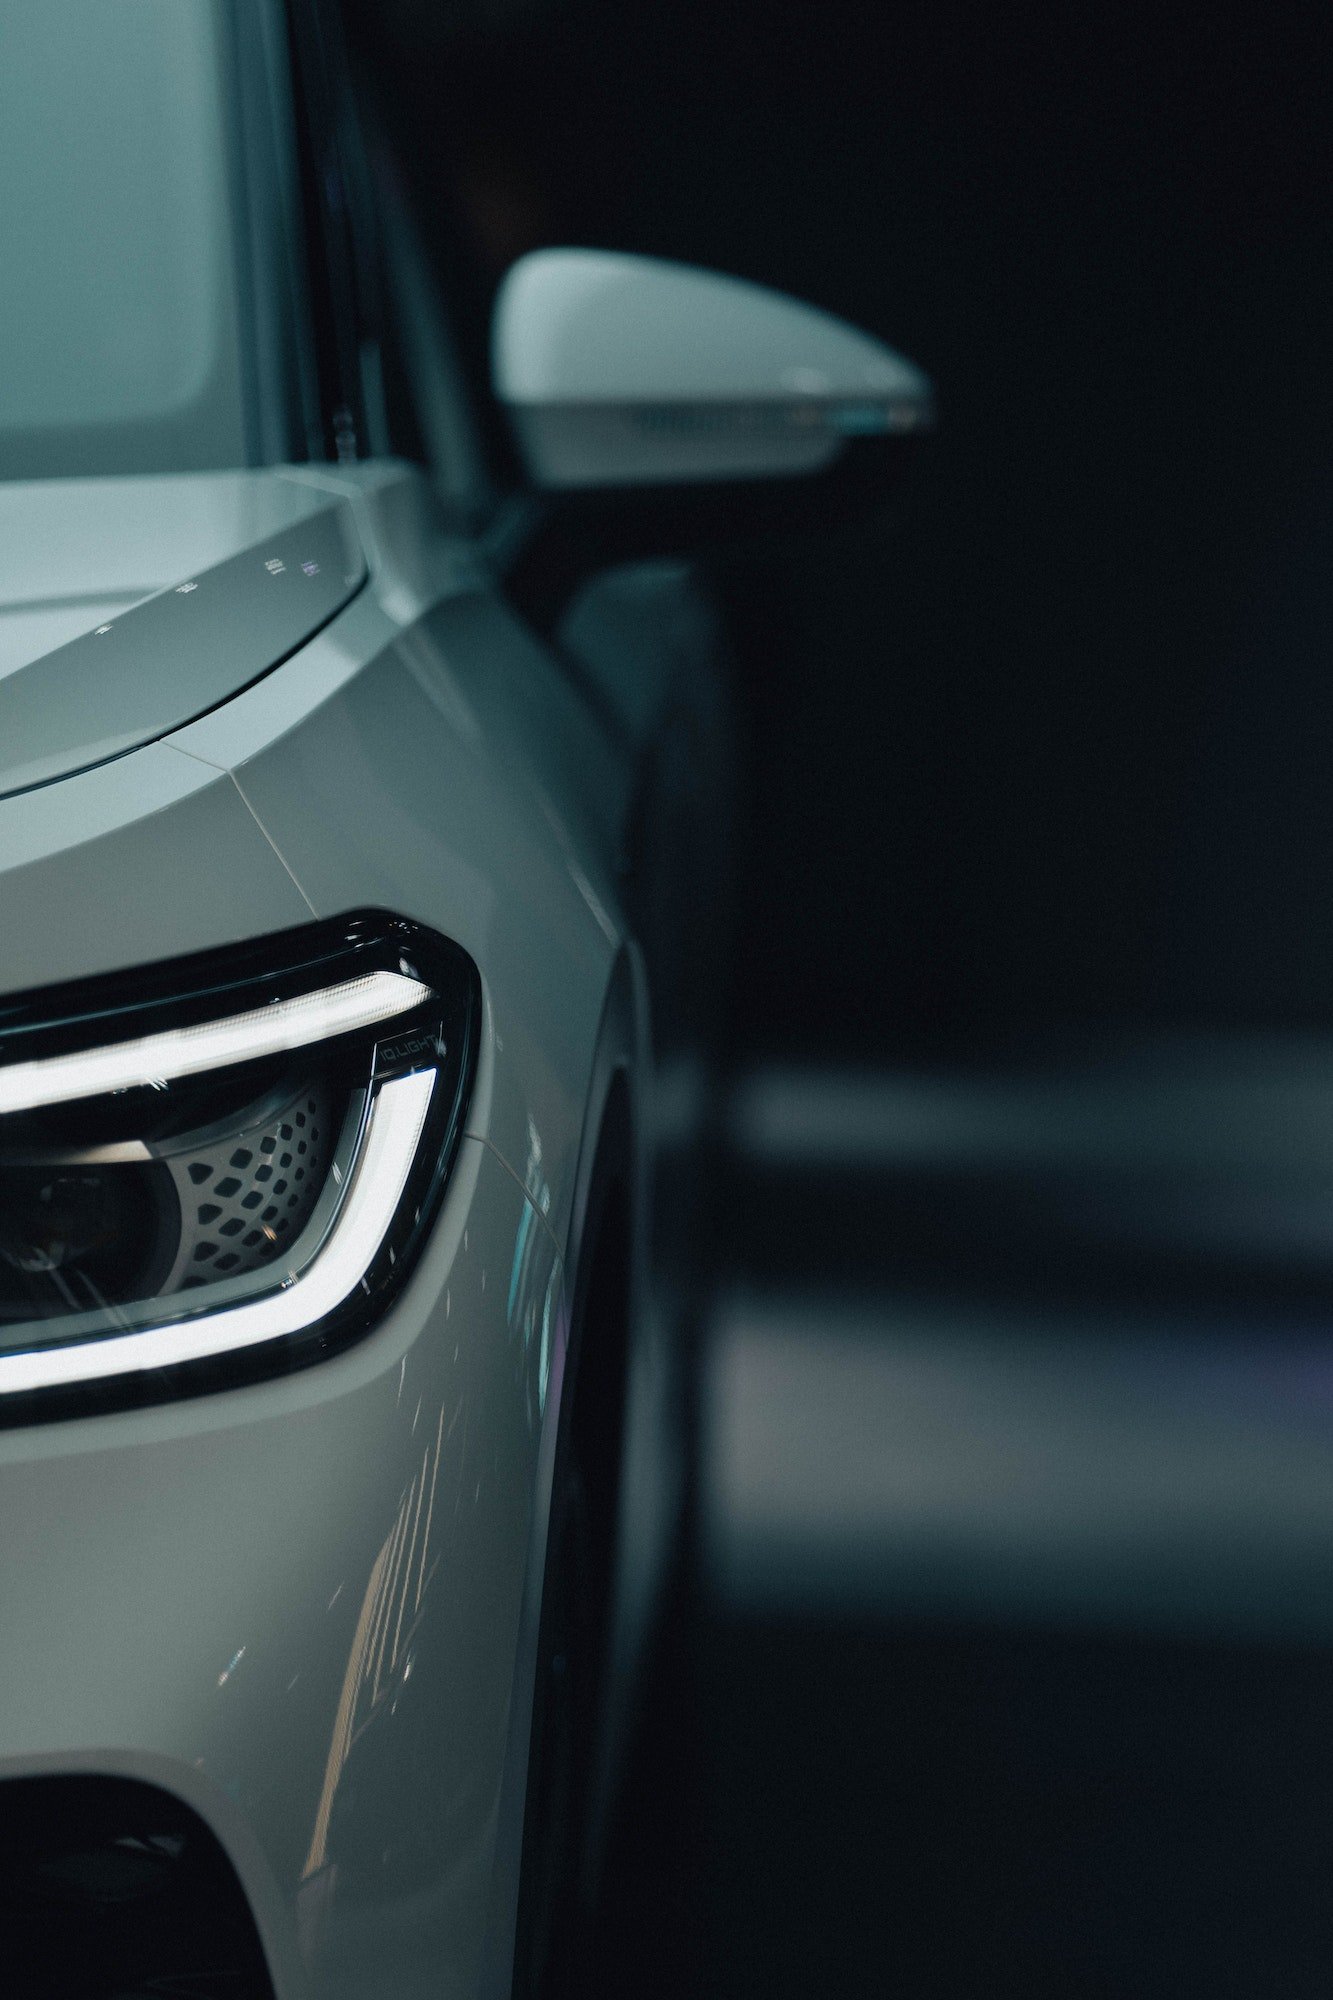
[292,1165,563,1993]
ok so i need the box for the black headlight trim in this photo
[0,912,480,1427]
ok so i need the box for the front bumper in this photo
[0,1134,563,2000]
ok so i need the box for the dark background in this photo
[344,6,1333,1993]
[350,0,1333,1060]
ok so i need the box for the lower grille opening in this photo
[0,1775,274,1999]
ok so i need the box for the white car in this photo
[0,5,932,1997]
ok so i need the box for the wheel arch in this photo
[477,941,651,1999]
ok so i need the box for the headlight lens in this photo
[0,914,478,1416]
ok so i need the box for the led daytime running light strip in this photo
[0,970,428,1116]
[0,1068,435,1395]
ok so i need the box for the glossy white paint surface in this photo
[493,249,935,487]
[0,1138,564,2000]
[0,470,342,680]
[494,250,930,406]
[0,461,634,1998]
[0,741,314,991]
[168,462,630,1256]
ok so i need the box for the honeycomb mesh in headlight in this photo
[162,1075,334,1290]
[0,914,479,1417]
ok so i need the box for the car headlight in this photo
[0,914,478,1417]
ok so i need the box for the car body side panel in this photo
[0,1138,563,2000]
[0,461,630,1259]
[166,462,632,1258]
[0,460,650,1997]
[0,742,313,993]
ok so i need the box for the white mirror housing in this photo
[492,250,934,492]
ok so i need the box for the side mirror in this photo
[491,249,934,494]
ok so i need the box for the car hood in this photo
[0,470,365,801]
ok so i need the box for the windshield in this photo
[0,0,249,480]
